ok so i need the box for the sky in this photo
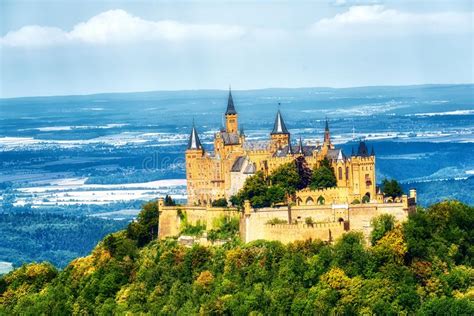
[0,0,473,98]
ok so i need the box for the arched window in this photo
[306,197,314,205]
[362,192,371,203]
[338,167,342,180]
[317,196,325,205]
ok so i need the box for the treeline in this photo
[1,200,473,314]
[0,212,127,268]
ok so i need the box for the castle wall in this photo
[240,201,412,244]
[262,223,345,244]
[158,201,240,239]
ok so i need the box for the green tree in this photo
[270,162,300,196]
[164,195,176,206]
[211,198,228,207]
[381,179,403,199]
[294,156,313,190]
[126,199,159,247]
[310,159,337,190]
[370,214,395,245]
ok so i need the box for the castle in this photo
[158,89,416,245]
[186,88,378,206]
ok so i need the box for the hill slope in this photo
[1,201,473,314]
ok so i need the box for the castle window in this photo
[338,167,342,180]
[365,174,372,187]
[346,167,349,180]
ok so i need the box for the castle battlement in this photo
[266,222,344,230]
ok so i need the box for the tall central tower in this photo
[225,88,238,133]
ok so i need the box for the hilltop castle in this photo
[186,88,378,206]
[158,89,416,245]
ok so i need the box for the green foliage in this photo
[362,194,370,203]
[211,198,228,207]
[126,200,159,247]
[207,216,240,241]
[266,218,287,225]
[295,156,313,190]
[181,220,206,237]
[270,162,300,196]
[0,212,126,268]
[1,200,473,315]
[305,217,315,226]
[381,178,404,198]
[164,195,176,206]
[403,200,474,266]
[310,158,337,190]
[370,214,395,245]
[233,171,286,208]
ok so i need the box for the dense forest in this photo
[1,200,473,315]
[0,212,127,268]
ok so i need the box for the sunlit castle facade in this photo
[185,89,380,206]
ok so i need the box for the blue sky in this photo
[0,0,472,98]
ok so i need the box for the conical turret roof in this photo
[225,88,237,115]
[271,110,289,135]
[187,122,203,150]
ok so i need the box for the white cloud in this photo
[1,9,246,47]
[310,5,474,36]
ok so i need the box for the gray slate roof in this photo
[271,110,289,135]
[187,125,203,150]
[220,131,240,145]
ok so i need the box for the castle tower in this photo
[349,141,376,202]
[185,122,205,205]
[324,118,330,145]
[321,118,334,156]
[270,110,290,151]
[225,88,238,133]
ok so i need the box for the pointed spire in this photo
[324,118,330,144]
[287,141,293,155]
[225,86,237,115]
[187,121,203,150]
[337,150,345,162]
[371,145,375,156]
[240,125,245,136]
[298,136,304,155]
[271,110,289,135]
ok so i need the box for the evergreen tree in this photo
[381,179,403,199]
[164,195,176,206]
[295,156,312,190]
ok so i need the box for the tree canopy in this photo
[310,158,337,190]
[381,178,404,198]
[1,200,473,315]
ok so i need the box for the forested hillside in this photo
[1,201,473,314]
[0,212,127,268]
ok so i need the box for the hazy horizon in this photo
[1,82,473,100]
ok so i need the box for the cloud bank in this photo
[1,9,246,47]
[1,6,472,48]
[310,5,473,36]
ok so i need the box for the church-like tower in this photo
[225,88,238,133]
[270,110,290,151]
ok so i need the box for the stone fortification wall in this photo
[157,198,239,239]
